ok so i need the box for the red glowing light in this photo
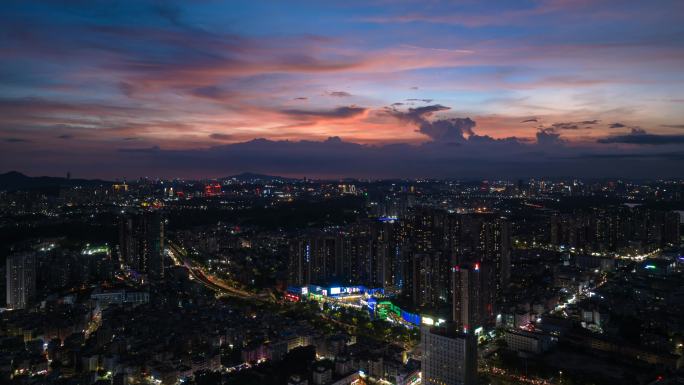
[204,183,222,197]
[284,293,300,302]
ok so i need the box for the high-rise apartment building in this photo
[6,252,36,309]
[452,262,483,333]
[119,211,165,279]
[479,217,511,310]
[421,324,477,385]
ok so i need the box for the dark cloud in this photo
[387,104,476,143]
[536,128,563,146]
[387,104,450,123]
[209,133,234,141]
[551,120,599,130]
[57,134,74,140]
[4,137,31,143]
[328,91,352,97]
[391,102,404,106]
[294,97,308,100]
[406,98,433,103]
[0,97,152,117]
[552,122,579,130]
[597,128,684,145]
[521,118,538,123]
[661,124,684,129]
[468,134,523,145]
[609,122,626,128]
[118,146,161,153]
[577,152,684,160]
[410,86,419,90]
[420,117,476,143]
[281,106,366,119]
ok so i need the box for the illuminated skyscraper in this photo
[406,208,450,307]
[452,262,483,333]
[119,211,165,280]
[479,217,511,315]
[288,234,339,286]
[411,251,445,306]
[6,252,36,309]
[421,323,477,385]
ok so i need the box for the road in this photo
[481,365,558,385]
[166,240,262,300]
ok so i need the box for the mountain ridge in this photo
[0,171,111,191]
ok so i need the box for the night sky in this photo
[1,0,684,179]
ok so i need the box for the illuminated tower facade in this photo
[421,323,477,385]
[6,252,36,309]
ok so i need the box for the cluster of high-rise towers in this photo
[288,207,511,331]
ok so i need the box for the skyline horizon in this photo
[3,131,684,179]
[3,162,684,182]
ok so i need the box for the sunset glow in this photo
[1,1,683,178]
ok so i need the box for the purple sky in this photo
[1,0,684,179]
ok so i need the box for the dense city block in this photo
[1,173,682,385]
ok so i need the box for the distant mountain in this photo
[0,171,111,191]
[222,172,299,183]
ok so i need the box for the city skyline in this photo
[1,1,684,178]
[2,176,681,385]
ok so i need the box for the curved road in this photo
[167,240,262,300]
